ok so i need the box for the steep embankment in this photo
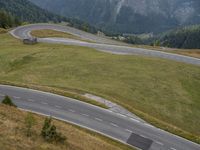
[0,104,132,150]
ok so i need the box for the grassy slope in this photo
[0,33,200,143]
[0,104,133,150]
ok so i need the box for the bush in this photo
[2,95,17,107]
[25,113,37,137]
[41,117,66,143]
[0,28,7,34]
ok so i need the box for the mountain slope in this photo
[0,0,65,23]
[0,10,21,28]
[158,25,200,49]
[29,0,200,34]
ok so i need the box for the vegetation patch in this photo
[1,96,16,107]
[0,28,7,34]
[0,104,133,150]
[173,50,200,59]
[0,33,200,143]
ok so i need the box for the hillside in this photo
[29,0,200,34]
[0,10,21,28]
[0,0,65,23]
[0,33,200,143]
[0,104,132,150]
[158,25,200,49]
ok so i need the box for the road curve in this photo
[0,85,200,150]
[10,23,200,66]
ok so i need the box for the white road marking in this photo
[55,105,62,109]
[155,141,164,146]
[28,99,35,102]
[13,96,20,99]
[41,102,48,105]
[125,129,132,133]
[140,134,147,138]
[81,113,89,117]
[110,123,118,127]
[130,118,140,123]
[95,118,103,122]
[106,110,113,113]
[170,148,177,150]
[144,123,155,128]
[118,113,127,117]
[69,109,75,113]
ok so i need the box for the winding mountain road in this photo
[0,85,200,150]
[10,24,200,66]
[4,24,200,150]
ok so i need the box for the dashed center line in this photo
[69,109,75,113]
[140,134,147,138]
[155,141,164,146]
[125,129,132,133]
[110,123,118,127]
[28,99,35,102]
[13,96,20,99]
[55,105,62,109]
[95,118,103,122]
[41,102,48,105]
[81,113,89,117]
[170,148,176,150]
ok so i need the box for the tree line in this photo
[0,10,21,28]
[122,25,200,49]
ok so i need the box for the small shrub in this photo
[41,117,66,143]
[25,113,37,137]
[0,28,7,34]
[2,96,17,107]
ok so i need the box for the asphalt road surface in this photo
[10,23,200,66]
[0,85,200,150]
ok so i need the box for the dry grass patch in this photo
[0,28,7,34]
[0,104,133,150]
[174,50,200,58]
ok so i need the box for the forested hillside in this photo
[158,25,200,49]
[122,25,200,49]
[0,0,65,23]
[29,0,200,34]
[0,0,99,34]
[0,10,21,29]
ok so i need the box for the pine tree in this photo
[2,95,17,107]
